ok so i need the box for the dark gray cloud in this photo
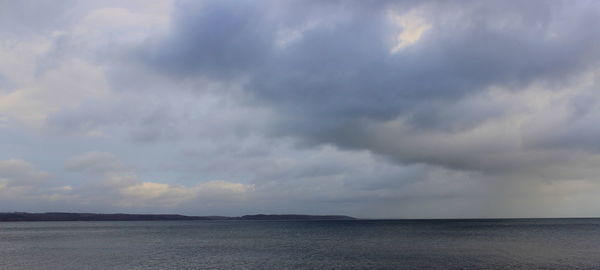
[135,0,600,173]
[143,0,600,119]
[139,0,276,79]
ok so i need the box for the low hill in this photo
[0,212,356,222]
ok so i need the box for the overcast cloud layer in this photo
[2,0,600,218]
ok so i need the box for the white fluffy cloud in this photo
[63,152,254,211]
[0,158,50,188]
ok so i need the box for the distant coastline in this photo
[0,212,356,222]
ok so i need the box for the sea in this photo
[2,219,600,269]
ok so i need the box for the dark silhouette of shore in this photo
[0,212,356,222]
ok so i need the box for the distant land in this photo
[0,212,356,222]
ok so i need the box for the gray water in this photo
[2,219,600,269]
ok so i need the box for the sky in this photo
[1,0,600,218]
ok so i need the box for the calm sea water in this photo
[2,219,600,269]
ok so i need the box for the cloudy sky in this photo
[2,0,600,218]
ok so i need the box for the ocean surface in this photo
[2,219,600,269]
